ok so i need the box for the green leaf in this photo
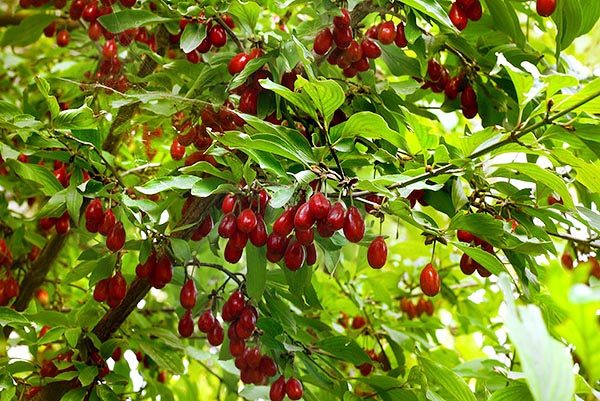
[0,307,29,327]
[577,0,600,36]
[180,22,207,54]
[78,366,98,387]
[400,0,453,29]
[552,77,600,115]
[135,175,201,195]
[54,104,96,129]
[453,242,505,276]
[259,79,318,121]
[359,376,418,401]
[330,111,406,149]
[550,149,600,194]
[6,159,63,196]
[552,0,583,53]
[419,356,477,401]
[64,327,81,348]
[66,186,83,225]
[495,54,537,111]
[0,14,57,46]
[61,388,89,401]
[228,0,261,32]
[295,76,345,128]
[482,0,525,46]
[98,10,170,33]
[491,163,574,208]
[170,238,192,263]
[380,45,421,77]
[498,275,575,401]
[190,177,235,197]
[139,339,185,375]
[489,383,534,401]
[449,213,505,246]
[316,336,371,365]
[246,245,267,301]
[34,76,60,119]
[38,326,66,344]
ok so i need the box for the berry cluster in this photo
[218,190,270,263]
[84,199,126,252]
[449,0,483,31]
[313,9,408,78]
[177,15,234,63]
[93,271,127,308]
[356,349,386,376]
[400,297,434,319]
[135,251,174,288]
[457,230,493,277]
[39,212,71,235]
[422,59,478,119]
[270,376,303,401]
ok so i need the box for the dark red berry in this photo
[237,208,258,233]
[249,215,268,247]
[198,310,215,333]
[395,22,408,47]
[536,0,556,17]
[106,221,126,252]
[367,236,387,269]
[294,202,314,230]
[180,279,197,309]
[209,25,227,47]
[99,209,116,236]
[325,202,345,231]
[218,213,238,238]
[228,52,251,75]
[313,29,333,55]
[343,206,365,243]
[377,21,396,45]
[333,8,351,27]
[332,25,353,49]
[270,376,286,401]
[207,321,224,346]
[222,194,236,213]
[56,30,70,47]
[420,263,441,296]
[178,310,194,337]
[308,192,330,220]
[285,378,303,400]
[149,255,172,289]
[361,39,381,59]
[93,278,109,302]
[450,2,468,30]
[284,240,305,271]
[273,208,296,236]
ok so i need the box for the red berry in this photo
[178,310,194,337]
[457,230,475,243]
[270,376,286,401]
[359,362,373,376]
[170,138,186,160]
[284,240,305,270]
[295,228,314,246]
[313,29,333,55]
[273,208,296,236]
[119,0,135,7]
[259,356,277,377]
[198,310,216,333]
[224,240,244,263]
[466,1,482,21]
[222,194,236,213]
[106,221,126,252]
[351,316,366,329]
[333,8,351,27]
[93,278,109,302]
[561,253,574,270]
[180,279,197,309]
[44,22,56,37]
[536,0,556,17]
[239,88,259,115]
[85,199,104,232]
[249,215,268,247]
[245,347,261,368]
[377,21,396,45]
[395,22,408,47]
[450,2,468,30]
[111,347,122,361]
[228,52,250,75]
[99,209,116,236]
[191,215,213,241]
[294,202,314,230]
[237,208,258,234]
[136,252,156,279]
[56,30,70,47]
[361,39,381,59]
[332,25,353,49]
[266,233,289,262]
[102,39,118,59]
[420,263,441,296]
[325,202,346,231]
[209,25,227,47]
[108,272,127,303]
[218,213,238,238]
[82,2,98,21]
[55,212,70,234]
[343,206,365,243]
[207,321,224,346]
[305,243,317,265]
[367,236,387,269]
[477,265,492,277]
[149,255,172,289]
[229,338,246,357]
[285,378,303,400]
[308,192,331,220]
